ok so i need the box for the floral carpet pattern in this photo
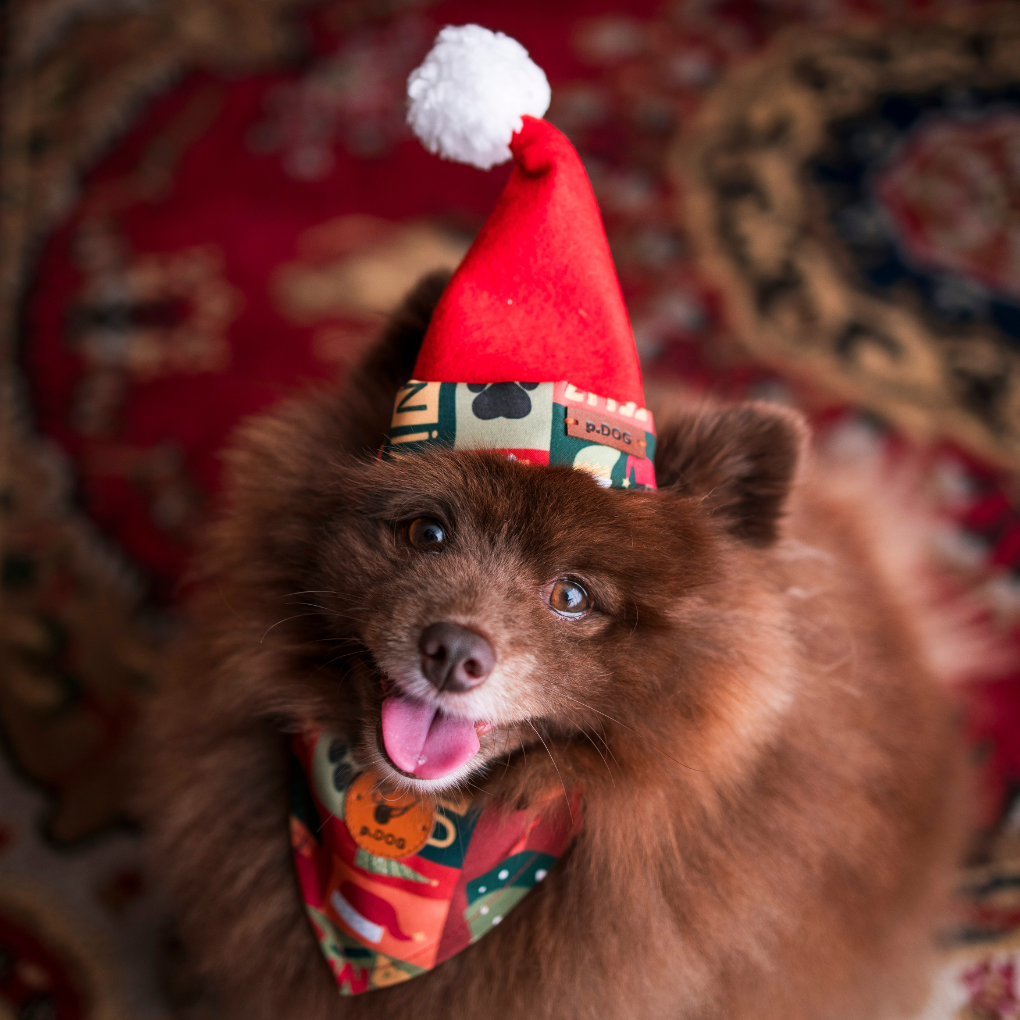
[2,0,1020,1017]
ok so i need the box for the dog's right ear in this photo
[355,269,452,395]
[653,402,809,547]
[338,270,451,449]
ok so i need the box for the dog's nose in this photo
[418,623,495,693]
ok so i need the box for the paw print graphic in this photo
[468,382,539,420]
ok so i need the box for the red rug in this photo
[5,1,1020,1016]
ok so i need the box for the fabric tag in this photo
[344,772,434,859]
[566,406,647,457]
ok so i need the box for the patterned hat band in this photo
[385,380,657,490]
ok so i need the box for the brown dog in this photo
[143,270,966,1020]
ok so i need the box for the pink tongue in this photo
[381,696,480,780]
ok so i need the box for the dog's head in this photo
[226,394,807,798]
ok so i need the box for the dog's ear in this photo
[355,269,451,394]
[654,402,809,547]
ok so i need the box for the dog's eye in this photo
[408,517,445,552]
[548,579,590,617]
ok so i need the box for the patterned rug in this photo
[3,1,1020,1016]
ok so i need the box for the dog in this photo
[143,270,967,1020]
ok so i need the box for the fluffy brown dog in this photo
[144,270,966,1020]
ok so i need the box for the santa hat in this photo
[386,25,656,490]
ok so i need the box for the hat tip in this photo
[406,25,551,171]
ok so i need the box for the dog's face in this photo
[310,450,712,793]
[269,402,805,796]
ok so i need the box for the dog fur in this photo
[143,271,966,1020]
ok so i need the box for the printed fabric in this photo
[289,729,582,995]
[385,379,657,490]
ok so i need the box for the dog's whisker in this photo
[526,719,573,825]
[593,720,623,775]
[282,601,339,613]
[576,720,615,785]
[516,725,528,783]
[260,613,326,643]
[286,636,356,652]
[558,692,704,773]
[311,648,368,676]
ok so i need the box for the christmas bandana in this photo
[289,729,582,994]
[384,380,657,490]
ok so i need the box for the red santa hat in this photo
[388,25,656,490]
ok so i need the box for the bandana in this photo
[385,380,657,490]
[289,729,582,994]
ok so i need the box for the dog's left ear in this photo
[653,402,809,547]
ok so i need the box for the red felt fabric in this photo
[412,116,645,406]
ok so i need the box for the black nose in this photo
[418,623,495,693]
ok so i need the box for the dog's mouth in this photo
[378,691,491,782]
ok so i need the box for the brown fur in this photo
[142,271,966,1020]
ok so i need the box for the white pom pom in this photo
[407,25,551,171]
